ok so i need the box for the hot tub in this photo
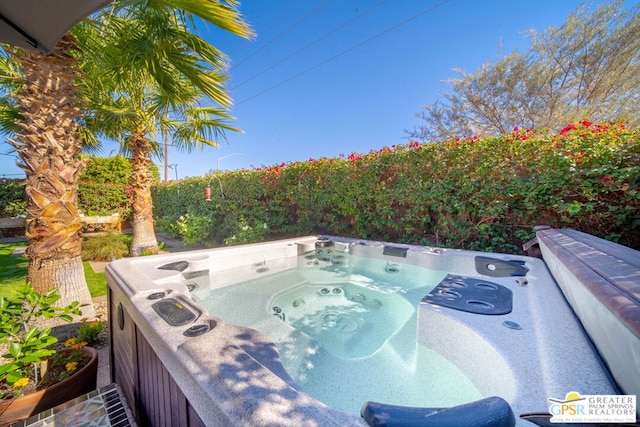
[105,235,619,426]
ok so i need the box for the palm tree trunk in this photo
[129,133,159,256]
[8,36,95,320]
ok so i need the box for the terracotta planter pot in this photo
[0,346,98,425]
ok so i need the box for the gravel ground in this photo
[94,299,108,320]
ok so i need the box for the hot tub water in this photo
[190,250,483,415]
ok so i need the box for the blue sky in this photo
[0,0,600,180]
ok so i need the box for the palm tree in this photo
[0,0,251,316]
[0,36,96,318]
[80,0,252,256]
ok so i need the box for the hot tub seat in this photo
[360,396,515,427]
[536,227,640,402]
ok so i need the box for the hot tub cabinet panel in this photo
[109,290,137,419]
[109,288,206,427]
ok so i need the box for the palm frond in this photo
[0,98,22,134]
[78,127,102,153]
[111,0,254,40]
[73,0,251,157]
[0,49,23,92]
[170,106,240,151]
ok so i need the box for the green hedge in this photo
[2,121,638,254]
[152,121,640,253]
[0,155,155,222]
[0,180,26,218]
[0,181,133,221]
[76,181,133,220]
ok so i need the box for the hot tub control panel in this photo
[152,298,196,326]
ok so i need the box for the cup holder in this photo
[184,322,215,337]
[147,291,166,300]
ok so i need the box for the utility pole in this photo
[164,108,169,183]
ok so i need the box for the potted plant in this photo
[0,284,99,424]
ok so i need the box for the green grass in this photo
[0,242,107,299]
[84,261,107,297]
[0,242,28,298]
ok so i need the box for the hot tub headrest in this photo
[360,396,516,427]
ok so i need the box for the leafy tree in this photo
[410,1,640,142]
[81,155,133,185]
[79,154,159,185]
[78,155,153,220]
[79,1,253,256]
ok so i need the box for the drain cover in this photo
[503,320,522,330]
[422,274,512,315]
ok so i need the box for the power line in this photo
[231,0,390,91]
[230,0,333,71]
[224,2,309,60]
[235,0,452,107]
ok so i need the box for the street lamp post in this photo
[216,153,244,173]
[168,164,179,199]
[168,163,178,181]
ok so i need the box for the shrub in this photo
[81,233,131,261]
[174,214,213,247]
[224,219,268,246]
[155,215,181,239]
[74,318,105,346]
[0,284,83,398]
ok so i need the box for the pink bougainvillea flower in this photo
[600,176,615,186]
[559,123,576,135]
